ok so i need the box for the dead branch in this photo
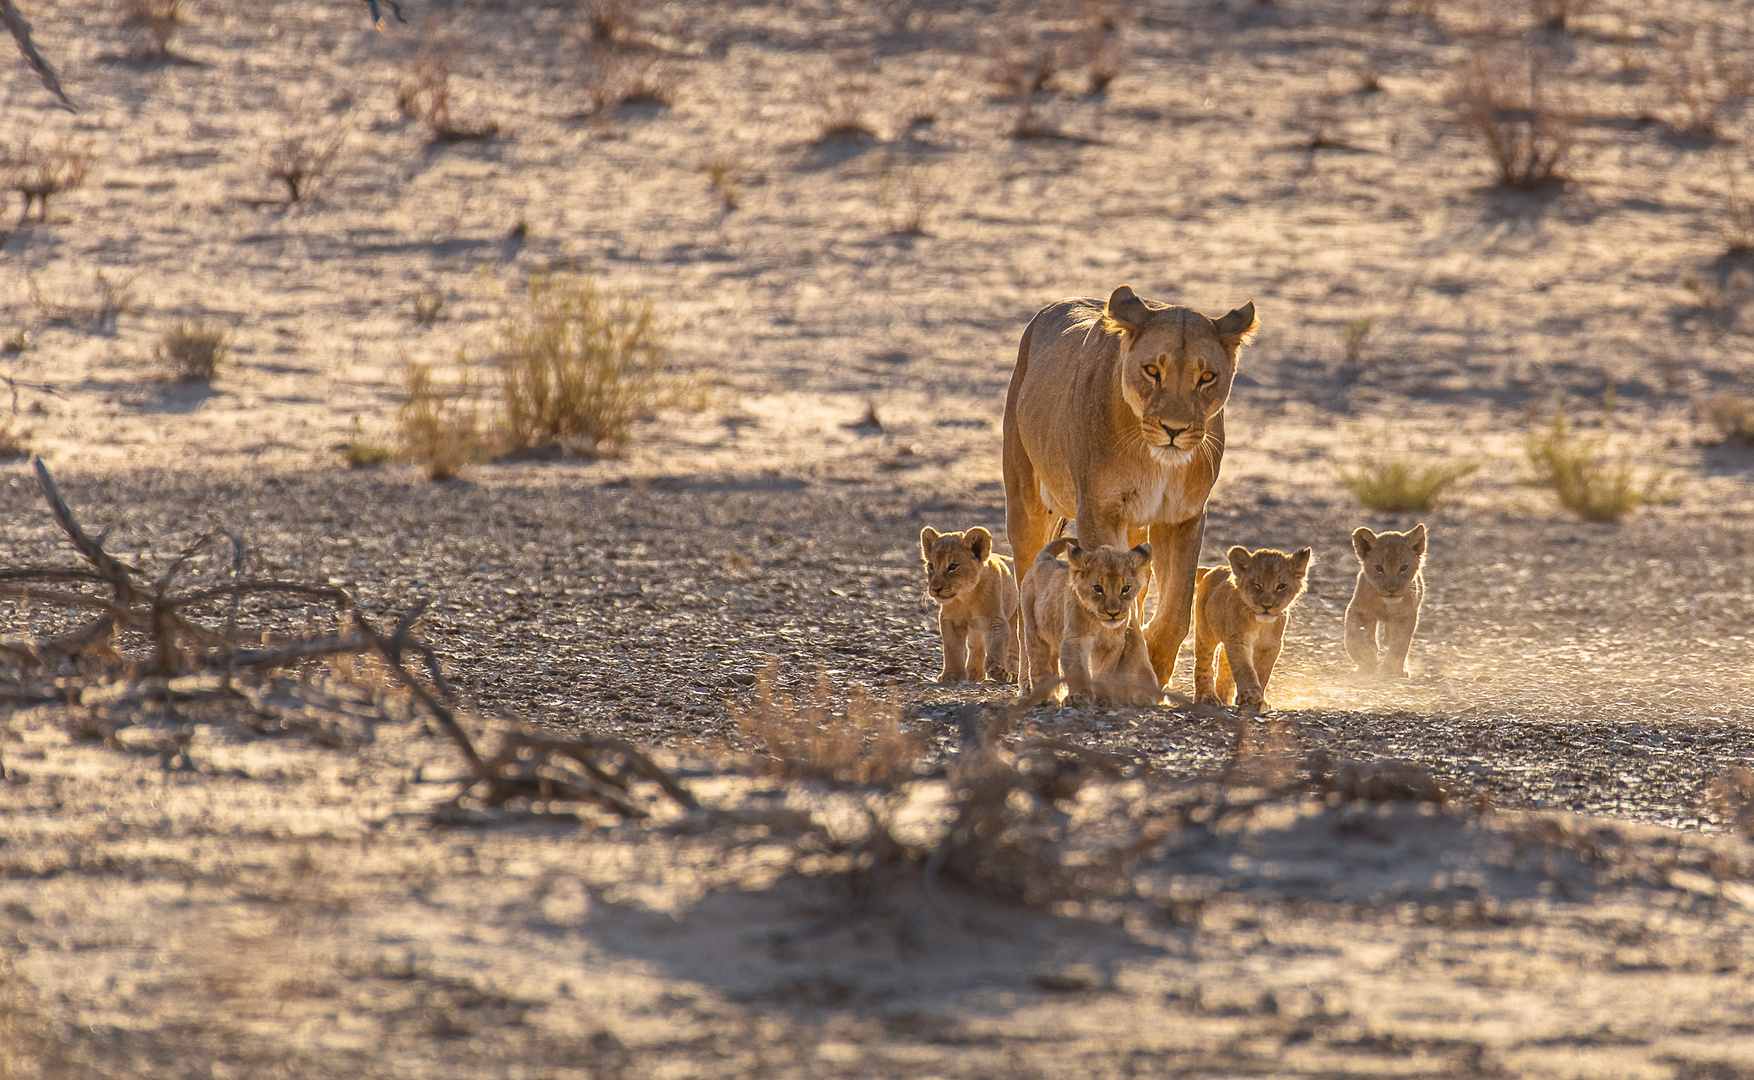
[1,0,72,111]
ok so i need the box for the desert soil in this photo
[4,0,1754,1075]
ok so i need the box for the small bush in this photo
[7,137,93,221]
[1680,267,1753,324]
[1524,407,1666,522]
[1338,455,1478,512]
[1720,158,1754,255]
[579,0,636,47]
[396,45,496,142]
[812,73,878,143]
[880,154,942,235]
[1340,316,1374,384]
[1655,26,1750,140]
[264,122,345,204]
[122,0,183,57]
[343,441,395,468]
[411,291,446,326]
[397,358,485,481]
[495,274,697,458]
[582,49,675,115]
[1702,393,1754,445]
[1452,42,1576,190]
[94,269,137,331]
[702,157,740,211]
[0,418,28,460]
[2,329,28,354]
[1530,0,1590,32]
[157,320,230,382]
[737,669,924,788]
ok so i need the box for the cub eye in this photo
[1399,564,1408,572]
[1143,364,1160,382]
[1092,585,1104,595]
[1275,584,1286,592]
[1196,371,1216,387]
[1121,584,1132,595]
[946,563,958,572]
[1374,564,1383,571]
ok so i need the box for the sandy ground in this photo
[5,0,1754,1075]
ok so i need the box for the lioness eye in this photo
[1144,365,1160,381]
[1197,372,1216,386]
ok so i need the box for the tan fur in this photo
[920,526,1020,683]
[1192,545,1312,713]
[1003,284,1259,689]
[1344,523,1427,678]
[1018,538,1159,707]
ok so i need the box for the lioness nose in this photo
[1160,423,1186,442]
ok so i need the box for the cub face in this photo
[920,526,993,603]
[1352,524,1426,598]
[1066,542,1153,627]
[1226,545,1313,620]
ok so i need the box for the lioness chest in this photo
[1037,468,1202,529]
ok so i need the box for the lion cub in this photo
[1344,524,1427,678]
[1018,538,1159,707]
[920,526,1020,683]
[1192,545,1312,713]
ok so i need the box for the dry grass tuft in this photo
[494,273,698,458]
[1529,0,1590,32]
[579,0,636,47]
[736,669,924,788]
[1338,454,1478,512]
[157,319,231,382]
[1655,25,1751,141]
[1719,158,1754,255]
[396,45,497,142]
[6,137,92,222]
[0,419,28,460]
[1707,766,1754,835]
[1702,393,1754,446]
[702,157,741,211]
[397,357,485,481]
[812,73,878,144]
[263,121,346,204]
[1452,41,1576,190]
[1340,316,1375,384]
[122,0,183,57]
[880,154,943,235]
[583,49,676,115]
[411,290,445,327]
[1680,267,1754,324]
[1524,407,1667,522]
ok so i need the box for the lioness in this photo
[1003,284,1258,688]
[920,526,1020,683]
[1191,545,1311,713]
[1344,524,1427,678]
[1018,538,1159,707]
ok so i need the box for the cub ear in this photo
[1212,301,1259,353]
[920,527,939,559]
[1227,545,1252,576]
[1065,543,1088,570]
[1290,547,1313,575]
[1128,542,1152,569]
[1351,527,1377,560]
[1103,284,1151,337]
[1407,522,1427,553]
[965,526,993,561]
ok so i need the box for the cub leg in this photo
[1215,647,1236,707]
[1193,623,1223,706]
[1342,602,1380,676]
[984,617,1016,682]
[1021,607,1055,691]
[965,628,989,684]
[1225,633,1266,712]
[1253,638,1283,709]
[1379,607,1419,679]
[1061,634,1096,705]
[938,615,970,683]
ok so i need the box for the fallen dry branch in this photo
[1,0,72,111]
[1,456,696,819]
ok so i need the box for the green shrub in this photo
[1524,408,1667,522]
[1337,455,1477,512]
[397,359,485,481]
[495,274,697,458]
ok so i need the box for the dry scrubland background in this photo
[4,0,1754,1076]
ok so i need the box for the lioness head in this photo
[1352,524,1426,599]
[1066,542,1152,627]
[1226,545,1312,620]
[921,526,993,602]
[1100,284,1259,463]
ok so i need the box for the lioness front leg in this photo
[1379,611,1418,679]
[938,617,970,683]
[1343,611,1380,676]
[1145,516,1205,688]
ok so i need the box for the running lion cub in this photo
[1344,523,1426,678]
[1018,538,1159,707]
[1192,545,1312,713]
[920,526,1020,683]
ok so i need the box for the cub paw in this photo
[985,661,1017,683]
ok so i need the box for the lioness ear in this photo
[1290,547,1313,576]
[1351,527,1376,560]
[920,527,939,559]
[1227,545,1252,576]
[965,527,993,561]
[1128,543,1152,569]
[1408,523,1427,553]
[1212,301,1259,353]
[1103,284,1151,338]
